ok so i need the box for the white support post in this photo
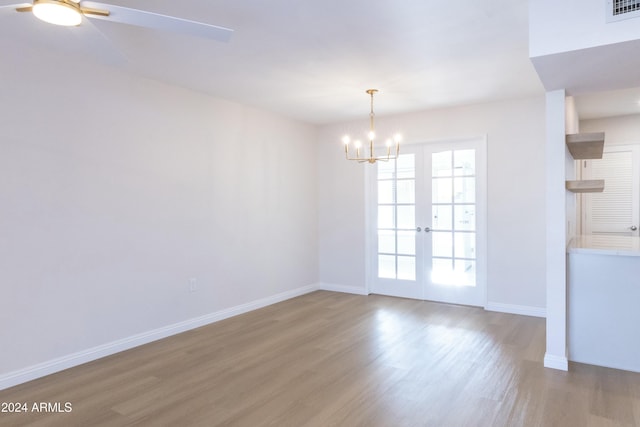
[544,89,569,371]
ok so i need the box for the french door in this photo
[368,138,487,307]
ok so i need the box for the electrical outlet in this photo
[189,278,198,293]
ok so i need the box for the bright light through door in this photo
[377,154,416,281]
[431,149,476,286]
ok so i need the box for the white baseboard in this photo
[0,284,318,391]
[485,301,546,318]
[568,355,640,374]
[318,282,369,296]
[544,353,569,371]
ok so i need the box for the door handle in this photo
[416,227,421,232]
[424,227,431,233]
[631,225,638,231]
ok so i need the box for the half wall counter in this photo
[568,235,640,372]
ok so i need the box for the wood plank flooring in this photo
[1,291,639,426]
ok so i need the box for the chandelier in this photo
[342,89,401,164]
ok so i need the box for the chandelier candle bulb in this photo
[342,89,402,164]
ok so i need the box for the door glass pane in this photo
[397,180,415,203]
[397,154,415,179]
[454,232,476,259]
[397,206,415,229]
[397,231,415,255]
[432,259,474,286]
[454,259,476,286]
[378,206,395,229]
[397,256,416,280]
[432,231,453,257]
[378,181,395,204]
[432,258,454,285]
[378,255,396,279]
[432,178,452,203]
[454,177,475,203]
[432,151,452,177]
[454,149,475,176]
[378,160,395,180]
[378,230,396,254]
[454,205,475,231]
[432,205,453,230]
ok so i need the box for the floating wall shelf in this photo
[566,132,605,159]
[565,132,605,193]
[566,180,605,193]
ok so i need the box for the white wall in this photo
[318,96,547,311]
[529,0,640,57]
[565,97,580,135]
[581,114,640,143]
[0,45,318,380]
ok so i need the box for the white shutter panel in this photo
[583,145,639,236]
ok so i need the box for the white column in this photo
[544,89,569,370]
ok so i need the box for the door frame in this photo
[364,135,488,307]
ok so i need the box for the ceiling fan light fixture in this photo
[32,0,82,27]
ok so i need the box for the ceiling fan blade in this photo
[0,3,30,15]
[79,1,233,42]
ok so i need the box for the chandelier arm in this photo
[344,154,400,163]
[345,145,373,162]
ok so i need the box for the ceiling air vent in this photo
[607,0,640,22]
